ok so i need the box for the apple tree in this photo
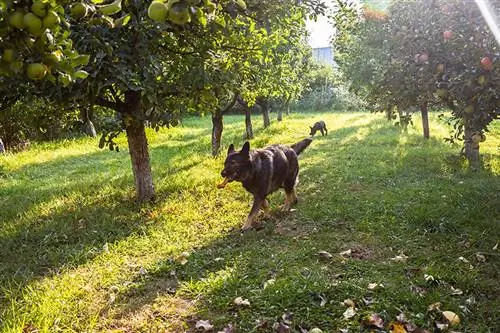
[335,0,499,169]
[1,0,327,200]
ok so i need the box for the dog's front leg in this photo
[242,196,264,230]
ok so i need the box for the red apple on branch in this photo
[480,56,493,71]
[443,30,454,40]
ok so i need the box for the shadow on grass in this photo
[103,117,500,332]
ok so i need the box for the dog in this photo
[309,120,328,136]
[218,138,312,230]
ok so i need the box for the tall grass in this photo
[0,111,498,332]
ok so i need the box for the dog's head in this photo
[309,126,315,136]
[220,142,253,182]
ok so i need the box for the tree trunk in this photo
[244,107,254,139]
[80,106,96,137]
[123,90,155,202]
[259,99,271,128]
[420,103,430,139]
[463,114,480,170]
[212,111,223,156]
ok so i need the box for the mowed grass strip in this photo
[0,112,498,332]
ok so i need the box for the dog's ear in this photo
[227,144,235,155]
[241,141,250,155]
[310,126,313,130]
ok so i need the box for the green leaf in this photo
[74,70,89,79]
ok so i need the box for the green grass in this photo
[0,112,499,333]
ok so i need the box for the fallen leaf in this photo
[214,257,224,262]
[339,329,349,333]
[465,296,476,305]
[410,285,427,296]
[367,282,384,290]
[389,322,408,333]
[362,297,374,305]
[342,299,355,307]
[339,249,352,256]
[217,324,234,333]
[319,294,327,307]
[102,243,109,252]
[233,296,250,306]
[195,319,214,331]
[450,286,463,295]
[475,253,486,263]
[343,306,357,319]
[390,253,408,263]
[138,267,147,276]
[317,250,333,259]
[361,313,384,329]
[273,322,290,333]
[396,312,407,323]
[424,274,435,282]
[435,322,448,331]
[457,256,469,263]
[427,302,442,311]
[493,242,498,250]
[281,312,293,325]
[264,279,276,289]
[177,251,190,265]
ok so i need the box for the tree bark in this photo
[258,98,271,128]
[463,114,480,170]
[420,103,430,139]
[244,107,254,139]
[123,90,155,202]
[80,106,97,137]
[212,111,224,156]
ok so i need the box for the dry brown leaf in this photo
[389,322,408,333]
[342,299,355,307]
[273,322,290,333]
[475,253,486,263]
[343,306,357,319]
[361,313,384,329]
[263,279,276,289]
[233,296,250,306]
[435,322,448,331]
[390,253,408,263]
[450,286,463,295]
[367,282,384,290]
[195,319,214,331]
[339,249,352,256]
[217,324,234,333]
[427,302,442,311]
[177,251,190,265]
[317,250,333,259]
[457,256,469,263]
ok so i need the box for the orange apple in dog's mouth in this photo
[217,177,230,189]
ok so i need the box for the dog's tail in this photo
[291,138,313,155]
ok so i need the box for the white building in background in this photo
[306,10,336,67]
[312,47,337,67]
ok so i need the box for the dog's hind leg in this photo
[261,199,271,219]
[325,126,328,135]
[242,196,265,230]
[283,188,297,211]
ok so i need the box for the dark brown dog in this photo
[218,138,312,230]
[310,120,328,136]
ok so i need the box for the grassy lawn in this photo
[0,111,499,332]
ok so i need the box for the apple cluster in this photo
[1,0,62,80]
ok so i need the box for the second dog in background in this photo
[309,120,328,136]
